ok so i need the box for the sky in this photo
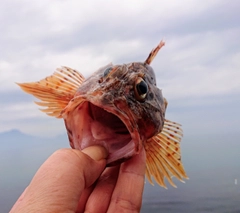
[0,0,240,137]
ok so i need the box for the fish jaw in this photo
[62,97,142,166]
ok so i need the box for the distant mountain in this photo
[0,129,35,141]
[0,129,69,151]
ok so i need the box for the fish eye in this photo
[103,67,113,77]
[134,78,148,101]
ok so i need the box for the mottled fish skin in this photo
[17,41,188,188]
[62,62,166,165]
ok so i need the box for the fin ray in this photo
[145,119,188,187]
[17,66,85,118]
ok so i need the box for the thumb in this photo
[10,146,108,213]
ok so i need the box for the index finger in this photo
[107,148,146,212]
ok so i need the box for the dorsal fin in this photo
[144,119,188,188]
[17,66,85,118]
[144,40,165,65]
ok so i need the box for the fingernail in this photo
[82,145,108,161]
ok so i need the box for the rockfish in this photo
[18,41,188,188]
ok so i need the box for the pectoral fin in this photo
[17,66,85,118]
[144,119,188,188]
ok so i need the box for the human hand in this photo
[10,145,146,213]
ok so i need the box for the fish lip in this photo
[62,96,142,165]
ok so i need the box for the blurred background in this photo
[0,0,240,212]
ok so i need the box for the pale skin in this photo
[10,145,146,213]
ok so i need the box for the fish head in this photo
[62,62,166,166]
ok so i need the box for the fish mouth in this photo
[64,101,140,166]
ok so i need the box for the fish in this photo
[17,41,188,188]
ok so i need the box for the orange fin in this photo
[17,66,85,118]
[144,119,188,188]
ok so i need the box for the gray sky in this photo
[0,0,240,137]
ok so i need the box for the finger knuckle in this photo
[113,197,141,213]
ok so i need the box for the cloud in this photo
[0,0,240,136]
[153,28,240,100]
